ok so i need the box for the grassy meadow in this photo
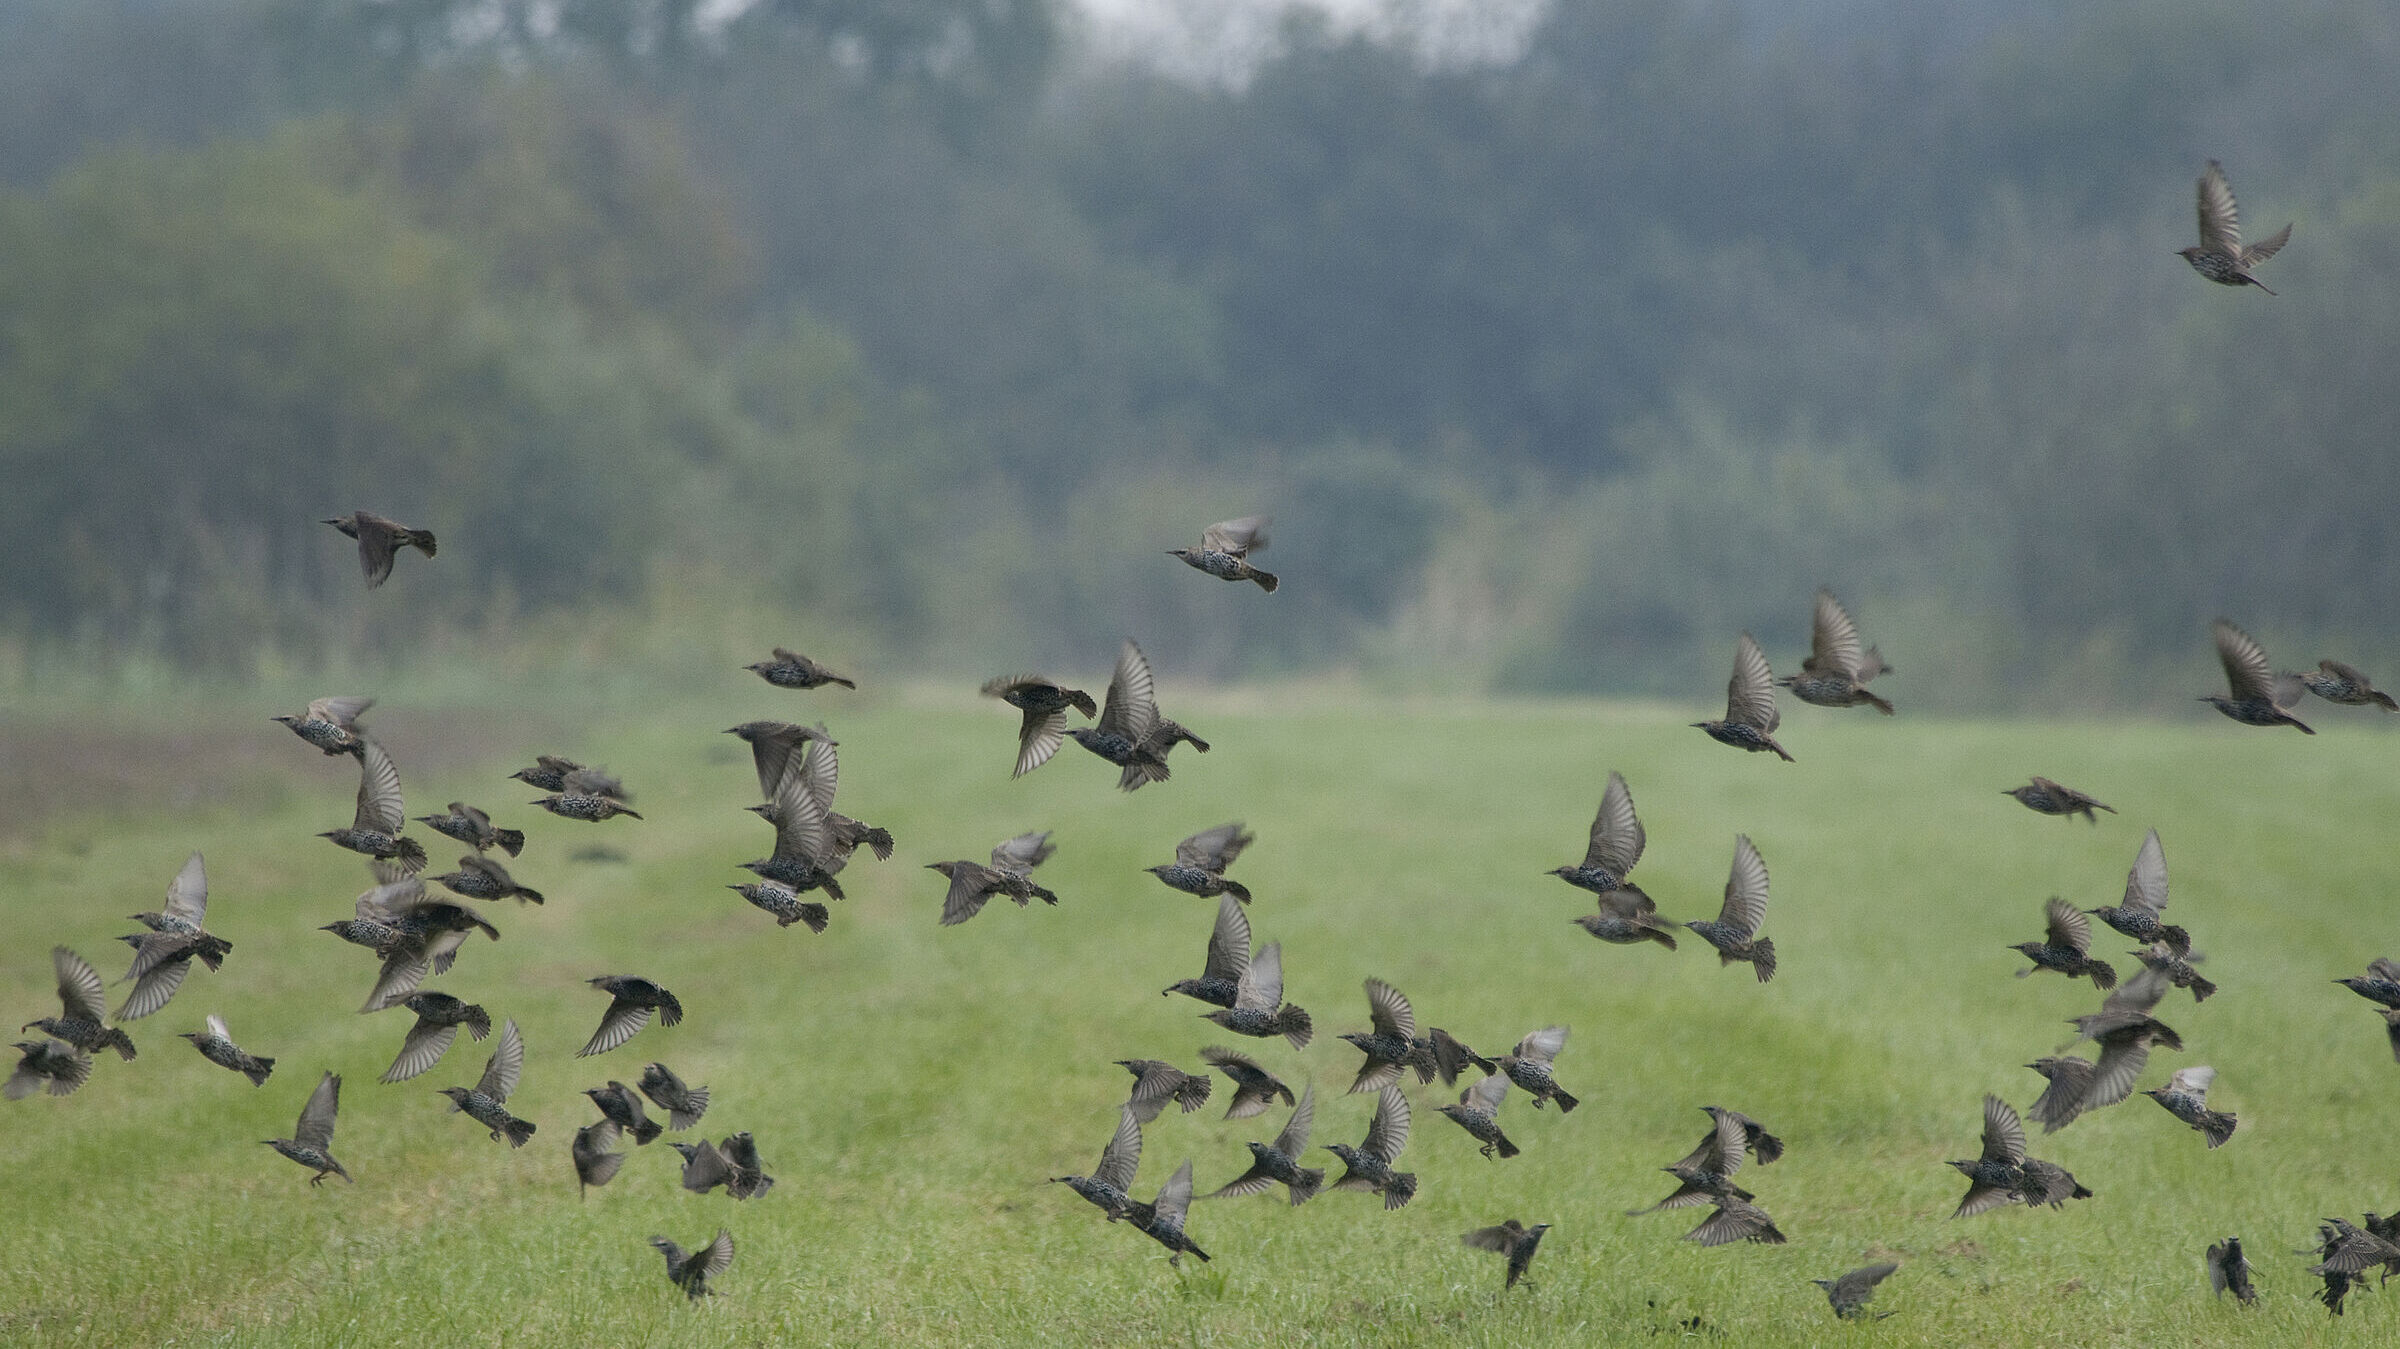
[0,685,2394,1346]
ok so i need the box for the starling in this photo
[2202,620,2312,733]
[337,865,501,1012]
[1693,634,1793,761]
[2023,1056,2099,1134]
[1200,940,1312,1050]
[1199,1045,1295,1121]
[1147,822,1255,905]
[2336,957,2400,1009]
[1051,1106,1144,1221]
[1165,894,1252,1009]
[639,1062,709,1130]
[1338,978,1422,1093]
[1119,1059,1214,1124]
[1413,1027,1497,1088]
[579,975,683,1057]
[1063,640,1174,789]
[1573,886,1680,950]
[1324,1085,1417,1210]
[1435,1074,1519,1160]
[2179,160,2291,294]
[2295,659,2398,711]
[2206,1236,2257,1305]
[651,1229,734,1300]
[1462,1220,1551,1290]
[726,720,836,797]
[2010,898,2118,989]
[929,831,1060,927]
[2003,776,2115,823]
[1706,1106,1786,1165]
[430,854,544,905]
[739,741,847,899]
[745,647,855,690]
[379,991,492,1083]
[1549,771,1646,897]
[2130,936,2216,1003]
[980,674,1096,778]
[118,852,233,1021]
[530,768,644,823]
[2144,1066,2236,1147]
[508,756,625,798]
[1685,834,1777,982]
[264,1071,352,1185]
[1779,589,1894,714]
[321,740,430,871]
[1686,1197,1787,1247]
[2067,973,2184,1113]
[1208,1084,1323,1204]
[415,802,525,857]
[1168,516,1278,592]
[2308,1218,2400,1287]
[677,1131,774,1199]
[272,696,373,758]
[729,881,830,933]
[572,1119,627,1197]
[1950,1095,2085,1217]
[2086,829,2182,947]
[1632,1106,1757,1215]
[586,1081,664,1144]
[1126,1159,1212,1267]
[1814,1263,1898,1320]
[1495,1026,1579,1112]
[323,511,435,587]
[180,1014,272,1085]
[436,1016,534,1147]
[4,1038,91,1099]
[26,947,136,1061]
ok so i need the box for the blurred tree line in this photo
[3,0,2398,708]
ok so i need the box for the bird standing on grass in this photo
[1168,516,1278,592]
[265,1072,351,1185]
[1779,589,1894,714]
[1686,835,1777,982]
[324,512,435,587]
[2202,621,2312,733]
[2179,161,2291,294]
[1462,1220,1550,1290]
[180,1014,271,1085]
[273,696,373,757]
[579,976,682,1057]
[1694,634,1792,760]
[745,648,855,690]
[652,1229,734,1300]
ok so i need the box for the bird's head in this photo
[1336,1032,1370,1050]
[1944,1159,1975,1176]
[1162,980,1200,999]
[2176,246,2205,262]
[269,715,297,728]
[435,1087,469,1104]
[1165,548,1192,560]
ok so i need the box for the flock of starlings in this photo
[12,162,2400,1320]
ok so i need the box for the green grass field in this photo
[1,689,2394,1346]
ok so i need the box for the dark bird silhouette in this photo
[117,852,233,1021]
[729,881,829,933]
[652,1229,734,1300]
[1549,771,1646,896]
[2066,969,2185,1113]
[2010,898,2117,989]
[725,720,836,801]
[437,1017,534,1147]
[5,1038,91,1099]
[334,864,502,1013]
[1208,1083,1322,1204]
[1065,640,1172,789]
[1119,1059,1213,1124]
[1435,1075,1519,1160]
[1165,895,1252,1008]
[415,802,524,858]
[2202,620,2312,732]
[980,675,1096,778]
[264,1071,351,1185]
[430,855,544,905]
[741,728,894,863]
[273,696,373,757]
[2335,957,2400,1009]
[571,1119,627,1197]
[579,976,682,1057]
[1496,1026,1579,1112]
[2086,829,2182,948]
[2206,1237,2256,1305]
[2295,659,2398,711]
[1463,1220,1550,1290]
[1694,634,1793,760]
[1200,941,1312,1050]
[2130,936,2216,1003]
[507,756,625,799]
[1573,886,1679,950]
[1126,1159,1212,1267]
[180,1014,271,1085]
[530,768,644,823]
[585,1081,664,1145]
[2144,1066,2236,1147]
[1051,1107,1143,1221]
[26,947,135,1061]
[676,1132,773,1199]
[930,831,1059,927]
[1413,1028,1496,1089]
[379,991,491,1083]
[2307,1219,2400,1310]
[1814,1263,1898,1320]
[2003,777,2114,823]
[1338,978,1422,1094]
[2023,1056,2099,1134]
[1324,1085,1417,1210]
[1780,589,1894,714]
[2308,1223,2366,1316]
[1199,1045,1295,1121]
[739,740,847,900]
[1632,1107,1757,1216]
[1147,822,1255,905]
[320,740,429,871]
[745,647,855,690]
[1686,1198,1787,1247]
[1686,835,1777,982]
[1168,515,1278,592]
[2179,160,2291,294]
[323,511,435,587]
[638,1062,709,1130]
[1949,1095,2088,1217]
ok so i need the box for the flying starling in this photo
[2307,1218,2400,1293]
[1199,1045,1295,1121]
[530,768,644,823]
[1051,1107,1144,1221]
[677,1131,774,1199]
[1165,894,1252,1008]
[2336,957,2400,1009]
[1118,1059,1213,1124]
[1686,834,1778,982]
[2085,829,2182,947]
[2179,160,2291,294]
[436,1017,534,1147]
[585,1081,664,1144]
[26,947,136,1061]
[2066,971,2184,1113]
[1413,1028,1497,1088]
[652,1229,734,1300]
[729,881,829,933]
[2144,1066,2236,1147]
[265,1071,352,1185]
[180,1014,272,1085]
[579,976,682,1057]
[1208,1083,1323,1204]
[1200,940,1312,1050]
[2130,935,2216,1002]
[572,1119,627,1197]
[117,852,233,1021]
[739,740,847,898]
[2295,659,2398,711]
[1814,1263,1898,1320]
[1324,1085,1417,1210]
[348,878,502,1014]
[272,696,373,758]
[1779,589,1894,714]
[638,1062,709,1130]
[929,831,1059,927]
[1339,979,1423,1094]
[379,991,491,1083]
[320,740,430,870]
[1065,640,1173,789]
[980,674,1096,778]
[508,756,625,798]
[1463,1220,1550,1290]
[2202,620,2312,733]
[430,855,544,905]
[745,647,855,690]
[1126,1159,1212,1267]
[323,511,436,587]
[2023,1056,2098,1134]
[4,1038,91,1099]
[1686,1198,1787,1247]
[1632,1106,1757,1215]
[1549,771,1646,896]
[1435,1075,1519,1160]
[2002,777,2115,823]
[415,802,525,857]
[2205,1237,2256,1305]
[726,720,836,798]
[1694,634,1793,761]
[2010,898,2118,989]
[1573,887,1680,950]
[1495,1026,1579,1112]
[1951,1095,2059,1217]
[1147,822,1255,905]
[1168,515,1278,592]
